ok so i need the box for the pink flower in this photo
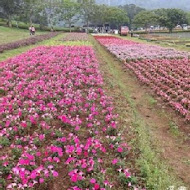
[52,171,59,177]
[59,115,68,123]
[71,174,78,183]
[30,171,37,179]
[112,159,118,165]
[39,178,44,184]
[94,183,100,189]
[117,147,123,153]
[90,178,96,184]
[39,134,45,141]
[21,121,27,128]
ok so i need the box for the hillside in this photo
[96,0,190,11]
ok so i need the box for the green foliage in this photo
[169,121,180,136]
[79,0,96,27]
[106,7,129,29]
[106,127,117,136]
[0,136,11,147]
[133,10,157,29]
[118,173,137,186]
[0,88,6,96]
[155,8,188,32]
[12,148,22,159]
[119,4,145,28]
[90,4,108,26]
[187,12,190,25]
[0,0,21,27]
[0,178,6,189]
[59,0,80,31]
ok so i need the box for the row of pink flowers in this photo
[0,46,143,189]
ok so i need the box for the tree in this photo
[155,9,188,32]
[119,4,145,29]
[106,7,129,29]
[90,4,108,26]
[187,12,190,25]
[59,0,80,32]
[79,0,96,30]
[133,10,157,30]
[45,0,60,30]
[21,0,41,24]
[0,0,21,27]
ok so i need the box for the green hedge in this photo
[0,18,81,32]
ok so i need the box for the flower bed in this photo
[0,32,59,53]
[63,33,89,41]
[94,36,190,60]
[106,44,190,61]
[95,35,190,120]
[125,58,190,121]
[0,46,140,189]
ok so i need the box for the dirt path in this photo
[91,36,190,189]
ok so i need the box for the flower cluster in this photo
[0,32,59,53]
[0,46,139,189]
[95,36,190,121]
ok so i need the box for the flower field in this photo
[95,36,190,121]
[0,45,139,189]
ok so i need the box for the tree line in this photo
[0,0,190,32]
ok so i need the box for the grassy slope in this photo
[0,26,47,45]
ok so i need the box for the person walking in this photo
[31,26,36,35]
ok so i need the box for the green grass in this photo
[0,26,47,45]
[146,95,157,106]
[169,121,180,137]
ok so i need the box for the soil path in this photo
[91,37,190,189]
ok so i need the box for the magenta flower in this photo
[112,159,118,165]
[90,178,96,184]
[117,147,123,153]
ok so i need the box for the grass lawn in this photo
[0,26,47,45]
